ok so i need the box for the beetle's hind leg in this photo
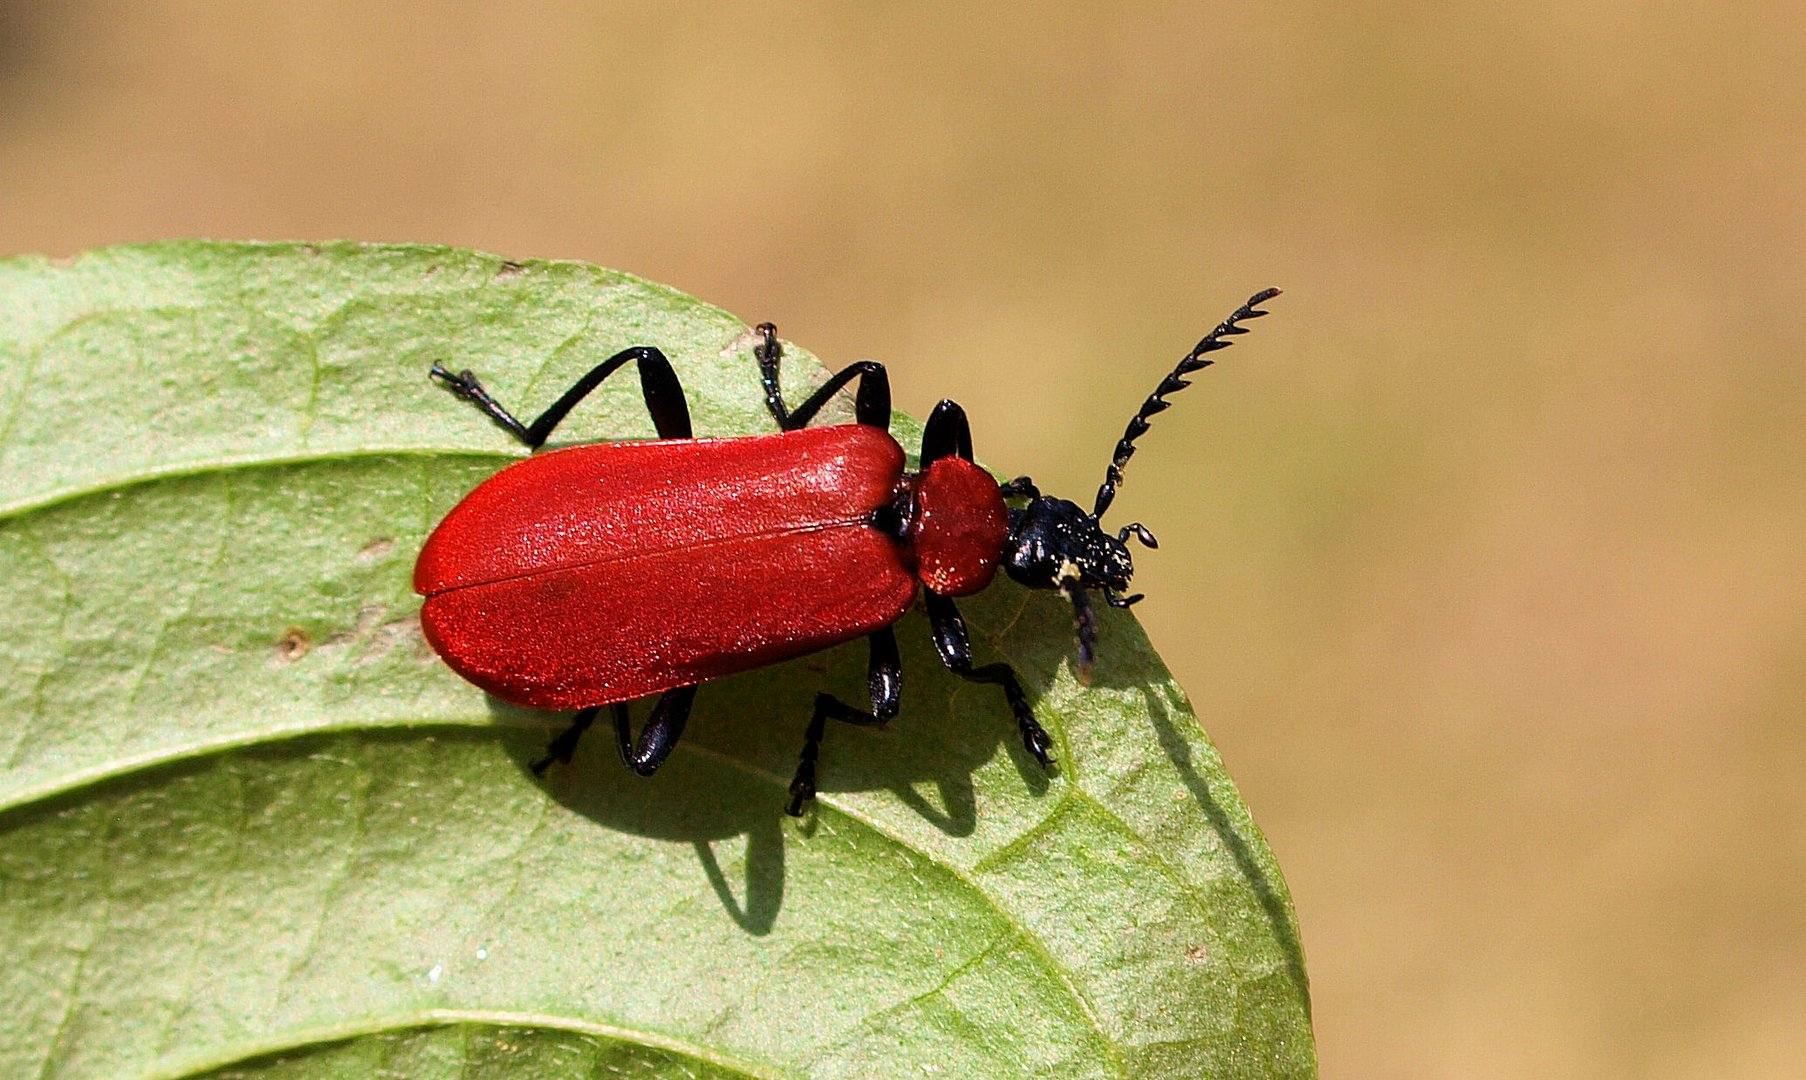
[923,591,1055,767]
[431,344,692,448]
[529,686,698,779]
[755,323,892,431]
[615,686,699,776]
[787,628,902,815]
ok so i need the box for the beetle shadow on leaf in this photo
[485,701,791,935]
[482,606,1050,931]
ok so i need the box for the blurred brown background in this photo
[4,3,1801,1077]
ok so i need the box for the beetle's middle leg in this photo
[432,345,693,448]
[787,627,902,815]
[920,399,975,464]
[755,323,892,431]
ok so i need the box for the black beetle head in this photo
[1002,495,1155,677]
[1003,497,1133,594]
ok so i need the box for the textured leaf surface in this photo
[0,242,1313,1079]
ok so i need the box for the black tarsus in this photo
[923,591,1055,767]
[531,706,599,774]
[1093,287,1280,518]
[431,344,693,447]
[921,399,975,465]
[788,628,903,815]
[756,322,892,431]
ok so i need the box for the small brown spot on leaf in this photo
[277,627,312,661]
[495,260,527,279]
[1185,943,1209,964]
[355,538,395,564]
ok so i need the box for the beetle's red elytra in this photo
[416,292,1279,814]
[417,426,1004,708]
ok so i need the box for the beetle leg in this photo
[430,345,692,448]
[429,366,534,444]
[530,705,601,774]
[787,628,902,815]
[921,400,975,465]
[923,591,1055,768]
[755,322,892,431]
[754,323,789,427]
[615,685,699,776]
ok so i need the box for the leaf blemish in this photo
[276,627,312,661]
[495,260,527,279]
[354,537,394,563]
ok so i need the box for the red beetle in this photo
[416,290,1279,814]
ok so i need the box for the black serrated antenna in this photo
[1092,287,1281,518]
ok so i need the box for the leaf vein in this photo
[134,1010,790,1080]
[33,801,120,1080]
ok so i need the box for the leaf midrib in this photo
[135,1010,790,1080]
[0,445,524,521]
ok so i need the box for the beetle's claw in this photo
[786,762,816,816]
[1024,724,1055,769]
[430,364,483,399]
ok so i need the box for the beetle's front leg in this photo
[924,591,1054,767]
[787,628,902,815]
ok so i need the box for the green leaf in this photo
[0,242,1314,1079]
